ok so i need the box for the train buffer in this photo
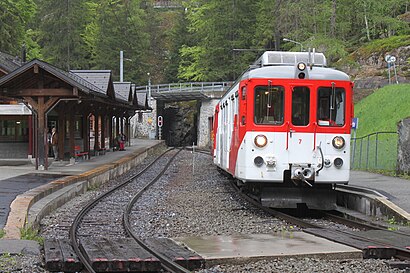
[44,237,204,272]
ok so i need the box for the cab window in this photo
[317,87,345,126]
[254,85,284,125]
[292,86,310,126]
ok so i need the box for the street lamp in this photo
[283,38,303,52]
[147,72,151,103]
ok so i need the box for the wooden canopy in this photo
[0,59,146,169]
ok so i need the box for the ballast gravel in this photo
[1,149,403,272]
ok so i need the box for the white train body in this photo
[212,51,354,209]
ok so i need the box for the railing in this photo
[350,131,398,171]
[134,82,233,94]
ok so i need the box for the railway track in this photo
[68,148,190,273]
[227,178,410,264]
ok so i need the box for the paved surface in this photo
[0,239,40,255]
[176,233,361,263]
[0,173,65,229]
[349,170,410,214]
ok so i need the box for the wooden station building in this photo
[0,54,149,170]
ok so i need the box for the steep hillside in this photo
[354,83,410,137]
[339,36,410,91]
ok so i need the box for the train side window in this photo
[292,86,310,126]
[317,87,345,126]
[254,85,284,125]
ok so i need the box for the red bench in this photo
[74,145,89,160]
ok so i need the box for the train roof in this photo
[255,51,327,67]
[242,51,350,81]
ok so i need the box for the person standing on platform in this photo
[119,132,126,151]
[51,127,58,160]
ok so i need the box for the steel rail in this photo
[123,148,190,273]
[229,177,410,260]
[228,178,319,229]
[69,148,175,273]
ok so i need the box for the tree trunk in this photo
[330,0,337,38]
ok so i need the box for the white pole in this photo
[120,51,124,82]
[192,142,195,175]
[393,63,399,84]
[147,72,151,105]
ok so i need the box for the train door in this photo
[288,86,314,164]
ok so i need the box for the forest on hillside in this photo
[1,0,409,85]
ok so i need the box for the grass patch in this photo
[354,84,410,138]
[351,83,410,171]
[0,253,17,269]
[354,35,410,59]
[0,229,4,239]
[20,225,44,245]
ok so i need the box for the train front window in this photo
[317,87,345,126]
[292,86,310,126]
[254,85,284,125]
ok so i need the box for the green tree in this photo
[179,0,258,81]
[36,0,95,70]
[93,0,149,83]
[0,0,37,56]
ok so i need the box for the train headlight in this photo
[297,62,306,71]
[332,136,345,149]
[254,135,268,148]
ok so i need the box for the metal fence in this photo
[350,131,398,171]
[133,82,233,94]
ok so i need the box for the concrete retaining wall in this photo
[397,117,410,175]
[336,186,410,223]
[197,99,219,148]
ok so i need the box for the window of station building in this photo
[292,86,310,126]
[317,87,345,126]
[254,85,284,125]
[64,116,83,138]
[0,117,29,142]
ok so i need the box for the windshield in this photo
[317,87,345,126]
[254,85,284,125]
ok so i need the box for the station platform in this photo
[338,171,410,222]
[0,138,164,239]
[349,171,410,213]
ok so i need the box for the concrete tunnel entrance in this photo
[161,101,199,147]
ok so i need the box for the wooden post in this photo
[116,116,120,137]
[124,115,130,146]
[37,97,46,169]
[108,115,113,148]
[94,113,99,152]
[57,104,65,161]
[101,114,106,149]
[69,110,75,157]
[28,115,33,156]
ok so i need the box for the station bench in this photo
[74,145,89,160]
[95,147,107,156]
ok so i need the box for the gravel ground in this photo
[0,149,405,272]
[0,253,45,273]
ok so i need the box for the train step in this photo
[44,237,204,272]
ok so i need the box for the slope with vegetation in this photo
[354,83,410,137]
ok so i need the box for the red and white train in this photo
[212,51,353,210]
